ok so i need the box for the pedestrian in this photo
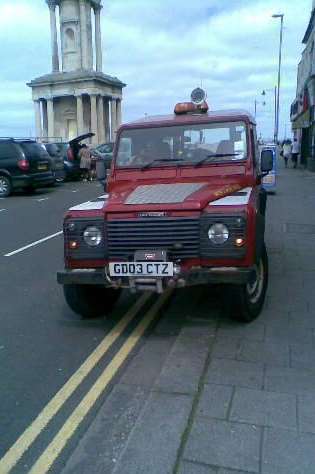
[79,144,92,181]
[282,139,292,168]
[291,138,300,169]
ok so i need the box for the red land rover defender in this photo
[57,89,273,322]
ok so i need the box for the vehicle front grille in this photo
[107,218,200,260]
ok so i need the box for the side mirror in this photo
[260,149,273,173]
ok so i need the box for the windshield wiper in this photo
[194,153,241,167]
[141,158,184,171]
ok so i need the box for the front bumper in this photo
[57,266,255,288]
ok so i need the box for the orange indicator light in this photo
[69,241,79,249]
[235,238,245,247]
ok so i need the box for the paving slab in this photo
[290,343,315,370]
[265,365,315,394]
[262,427,315,474]
[238,340,290,367]
[211,337,240,360]
[206,359,264,389]
[229,387,296,430]
[216,321,265,342]
[264,323,312,344]
[196,384,234,420]
[112,391,193,474]
[184,418,261,473]
[298,393,315,434]
[119,334,176,388]
[179,460,217,473]
[154,326,215,394]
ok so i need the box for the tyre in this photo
[0,175,12,197]
[63,284,121,318]
[225,244,268,323]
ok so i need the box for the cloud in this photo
[0,0,312,139]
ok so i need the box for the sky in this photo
[0,0,312,140]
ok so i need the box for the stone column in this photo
[47,98,55,139]
[90,95,98,144]
[104,99,110,142]
[97,96,105,143]
[42,100,48,139]
[79,0,88,69]
[47,1,59,72]
[34,100,42,140]
[76,94,84,135]
[94,5,103,72]
[116,99,122,129]
[111,99,117,141]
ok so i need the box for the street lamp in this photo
[272,13,284,144]
[262,87,278,141]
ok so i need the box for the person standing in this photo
[282,139,292,168]
[291,138,300,169]
[79,144,92,181]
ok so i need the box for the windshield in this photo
[116,121,247,168]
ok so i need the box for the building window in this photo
[65,28,75,51]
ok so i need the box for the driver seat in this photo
[216,140,234,155]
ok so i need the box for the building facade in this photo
[291,0,315,170]
[28,0,126,144]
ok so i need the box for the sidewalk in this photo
[62,164,315,474]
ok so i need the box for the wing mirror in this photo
[260,149,273,173]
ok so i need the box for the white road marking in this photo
[0,209,6,212]
[4,232,63,257]
[36,198,49,202]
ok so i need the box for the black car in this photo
[0,138,54,197]
[63,133,95,180]
[42,143,66,183]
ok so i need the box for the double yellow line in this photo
[0,289,173,473]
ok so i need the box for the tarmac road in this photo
[0,181,145,472]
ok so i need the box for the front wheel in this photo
[63,284,121,318]
[225,244,268,323]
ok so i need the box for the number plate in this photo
[38,163,48,170]
[109,262,174,277]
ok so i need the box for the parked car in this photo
[0,138,54,197]
[42,143,66,183]
[64,133,95,180]
[92,142,114,184]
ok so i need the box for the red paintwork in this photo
[65,109,260,273]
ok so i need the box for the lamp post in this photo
[262,87,277,141]
[272,13,284,144]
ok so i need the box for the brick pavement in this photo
[62,163,315,474]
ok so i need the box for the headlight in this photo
[83,226,102,247]
[208,223,229,245]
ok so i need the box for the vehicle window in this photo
[45,144,59,156]
[98,144,113,153]
[0,142,18,160]
[116,122,247,168]
[19,142,49,159]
